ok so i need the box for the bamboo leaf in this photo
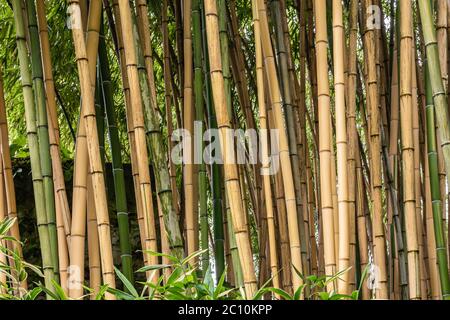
[114,266,139,298]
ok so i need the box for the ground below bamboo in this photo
[12,158,148,289]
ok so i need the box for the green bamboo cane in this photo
[26,0,59,282]
[418,0,450,190]
[425,60,450,300]
[201,2,225,281]
[193,0,209,276]
[130,4,184,258]
[98,23,134,284]
[11,0,56,292]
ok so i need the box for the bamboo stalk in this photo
[35,0,71,245]
[399,0,420,300]
[26,0,59,283]
[98,24,133,283]
[204,0,257,297]
[183,0,197,259]
[67,0,116,298]
[159,0,180,221]
[191,0,209,274]
[114,1,160,272]
[256,0,304,291]
[201,4,225,280]
[252,0,280,293]
[129,0,159,271]
[332,0,350,294]
[363,0,388,299]
[425,38,450,299]
[346,0,359,294]
[313,0,336,291]
[270,0,308,275]
[69,0,103,298]
[418,0,450,199]
[131,2,184,259]
[109,0,150,270]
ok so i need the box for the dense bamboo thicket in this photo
[1,0,450,300]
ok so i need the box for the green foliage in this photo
[0,217,43,300]
[106,249,241,300]
[1,223,362,301]
[253,267,362,301]
[0,0,130,161]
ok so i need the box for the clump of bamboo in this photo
[204,0,257,297]
[362,0,388,299]
[252,0,280,292]
[66,0,116,298]
[98,23,133,283]
[11,0,56,292]
[26,0,60,284]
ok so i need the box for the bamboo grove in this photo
[0,0,450,301]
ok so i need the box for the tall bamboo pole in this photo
[35,0,71,244]
[425,39,450,300]
[183,0,197,258]
[192,0,209,274]
[399,0,420,299]
[363,0,388,299]
[418,0,450,193]
[159,0,180,220]
[388,11,409,299]
[332,0,350,294]
[201,3,225,279]
[68,0,103,298]
[256,0,304,291]
[131,2,184,259]
[26,0,59,283]
[109,0,150,269]
[313,0,336,291]
[346,0,359,294]
[252,0,280,292]
[216,0,249,287]
[130,0,160,270]
[204,0,257,297]
[400,0,420,300]
[67,0,116,298]
[270,0,308,275]
[98,25,133,283]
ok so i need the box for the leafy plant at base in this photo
[107,250,240,300]
[253,266,367,300]
[0,217,43,300]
